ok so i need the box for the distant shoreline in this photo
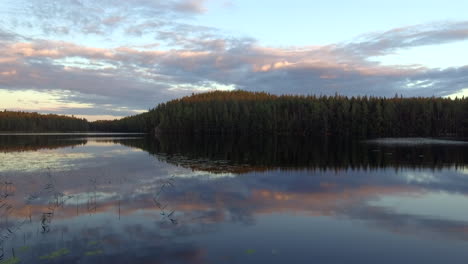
[0,132,146,136]
[2,91,468,137]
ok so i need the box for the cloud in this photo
[0,29,18,42]
[1,1,468,118]
[347,21,468,57]
[173,0,208,13]
[3,0,211,42]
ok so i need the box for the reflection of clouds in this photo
[343,204,468,242]
[4,213,207,264]
[100,148,145,158]
[402,171,439,183]
[173,170,236,179]
[158,185,421,226]
[104,148,143,154]
[460,167,468,175]
[80,141,118,147]
[366,138,468,146]
[78,137,145,144]
[0,150,94,172]
[4,147,468,225]
[147,169,468,241]
[4,138,468,263]
[65,191,119,205]
[369,192,468,223]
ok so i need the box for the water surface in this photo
[0,134,468,263]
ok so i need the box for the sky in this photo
[0,0,467,121]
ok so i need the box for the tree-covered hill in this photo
[0,110,89,132]
[1,91,466,137]
[91,90,468,138]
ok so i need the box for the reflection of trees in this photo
[1,134,468,262]
[0,135,87,152]
[4,134,467,172]
[117,135,468,173]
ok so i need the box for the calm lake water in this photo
[0,134,468,263]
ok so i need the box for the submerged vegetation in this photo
[2,91,468,138]
[39,248,70,260]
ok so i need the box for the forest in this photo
[92,91,468,138]
[0,110,89,132]
[2,91,468,138]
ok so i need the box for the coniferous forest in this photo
[92,91,468,138]
[2,91,468,138]
[0,110,89,132]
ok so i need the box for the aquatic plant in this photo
[152,175,178,225]
[39,248,70,260]
[18,246,29,253]
[0,256,20,264]
[87,241,99,246]
[85,249,103,256]
[245,249,255,255]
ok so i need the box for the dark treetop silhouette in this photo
[92,91,468,138]
[2,91,468,137]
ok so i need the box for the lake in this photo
[0,134,468,263]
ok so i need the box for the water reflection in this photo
[0,134,467,263]
[0,135,87,152]
[123,135,468,172]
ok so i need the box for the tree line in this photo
[0,110,89,132]
[93,90,468,138]
[2,91,468,138]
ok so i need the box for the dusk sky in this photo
[1,0,467,120]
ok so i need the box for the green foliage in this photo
[18,246,29,253]
[95,90,468,138]
[39,248,70,260]
[87,241,99,246]
[0,111,89,132]
[85,250,103,256]
[3,91,467,138]
[245,249,256,255]
[90,113,149,132]
[0,257,20,264]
